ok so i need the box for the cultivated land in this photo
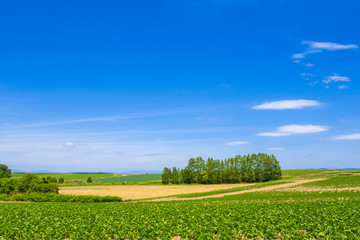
[59,183,251,200]
[1,169,360,239]
[12,172,162,184]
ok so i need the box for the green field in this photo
[1,169,360,239]
[94,174,162,183]
[11,172,162,184]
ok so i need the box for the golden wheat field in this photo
[59,183,251,200]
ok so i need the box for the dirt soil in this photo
[148,179,325,201]
[59,183,251,200]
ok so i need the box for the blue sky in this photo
[1,0,359,172]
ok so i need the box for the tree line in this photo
[162,153,282,184]
[0,164,58,194]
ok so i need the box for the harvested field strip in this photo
[59,183,250,200]
[148,179,325,201]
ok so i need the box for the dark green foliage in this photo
[0,178,18,194]
[161,167,172,184]
[0,173,59,194]
[0,200,358,239]
[0,163,11,178]
[163,153,282,184]
[0,193,122,203]
[58,177,65,184]
[87,177,92,183]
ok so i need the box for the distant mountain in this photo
[340,168,360,170]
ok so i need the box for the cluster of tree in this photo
[0,164,59,195]
[162,153,282,184]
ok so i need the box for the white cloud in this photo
[64,142,76,149]
[303,41,358,51]
[292,50,322,59]
[330,133,360,140]
[267,147,284,150]
[257,124,330,137]
[338,85,349,89]
[277,125,329,134]
[253,100,321,110]
[305,63,314,67]
[292,41,358,59]
[257,132,291,137]
[300,73,314,77]
[308,81,319,87]
[323,75,350,84]
[225,141,249,146]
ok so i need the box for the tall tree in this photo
[0,164,11,179]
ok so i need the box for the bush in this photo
[0,178,19,194]
[58,177,65,184]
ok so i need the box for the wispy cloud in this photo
[338,85,349,89]
[8,110,195,129]
[329,133,360,140]
[64,142,76,149]
[225,141,248,146]
[292,41,358,59]
[292,50,322,59]
[257,124,330,137]
[304,41,358,51]
[323,75,351,84]
[267,147,284,150]
[253,100,321,110]
[308,81,319,87]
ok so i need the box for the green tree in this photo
[0,164,11,179]
[171,167,180,184]
[58,177,65,184]
[161,167,171,184]
[87,177,92,183]
[17,173,40,193]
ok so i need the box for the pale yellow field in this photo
[59,184,250,200]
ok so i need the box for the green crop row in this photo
[0,199,359,239]
[0,193,122,203]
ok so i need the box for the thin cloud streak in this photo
[253,100,321,110]
[225,141,249,146]
[329,133,360,140]
[7,110,197,129]
[292,41,358,59]
[304,41,358,50]
[258,124,330,137]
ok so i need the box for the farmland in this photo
[59,183,250,200]
[11,172,162,184]
[1,170,360,239]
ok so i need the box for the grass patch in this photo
[94,174,161,183]
[302,174,360,188]
[175,180,291,198]
[281,169,340,180]
[11,172,117,182]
